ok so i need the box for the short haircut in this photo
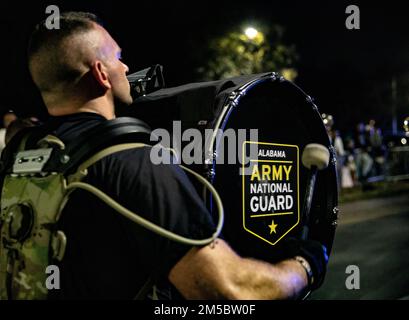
[28,12,101,93]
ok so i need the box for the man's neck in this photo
[46,96,115,120]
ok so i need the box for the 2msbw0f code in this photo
[196,304,255,315]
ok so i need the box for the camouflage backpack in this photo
[0,118,151,299]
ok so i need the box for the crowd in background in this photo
[323,114,394,191]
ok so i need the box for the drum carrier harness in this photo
[0,117,224,300]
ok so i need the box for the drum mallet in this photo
[300,143,330,240]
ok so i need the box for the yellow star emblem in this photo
[268,220,278,234]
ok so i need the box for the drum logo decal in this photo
[242,141,300,246]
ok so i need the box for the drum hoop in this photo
[204,73,280,168]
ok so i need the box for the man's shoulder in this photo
[104,145,151,163]
[102,146,179,174]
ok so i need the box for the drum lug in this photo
[204,150,218,164]
[328,145,337,166]
[306,96,319,112]
[206,168,216,180]
[228,91,241,107]
[269,72,278,81]
[228,92,237,100]
[331,207,339,226]
[306,95,314,103]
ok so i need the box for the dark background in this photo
[0,0,408,136]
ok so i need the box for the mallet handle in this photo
[301,166,317,240]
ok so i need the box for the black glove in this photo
[297,239,328,290]
[279,237,328,290]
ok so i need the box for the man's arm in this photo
[169,238,308,300]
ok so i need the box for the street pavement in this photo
[312,194,409,300]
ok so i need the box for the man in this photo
[19,12,327,299]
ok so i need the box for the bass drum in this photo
[120,72,339,262]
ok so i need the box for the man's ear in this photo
[91,61,111,90]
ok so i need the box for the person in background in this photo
[0,111,17,154]
[5,117,41,145]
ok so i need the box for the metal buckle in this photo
[12,149,53,174]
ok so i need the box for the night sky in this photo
[1,0,408,136]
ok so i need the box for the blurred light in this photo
[281,68,298,81]
[404,116,409,132]
[401,138,407,145]
[244,27,258,40]
[321,113,334,128]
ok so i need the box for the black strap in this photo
[0,127,37,175]
[44,117,153,174]
[1,117,153,176]
[0,115,77,174]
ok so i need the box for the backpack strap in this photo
[67,142,148,183]
[43,117,152,175]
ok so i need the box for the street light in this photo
[244,27,259,40]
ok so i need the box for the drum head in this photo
[209,76,338,262]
